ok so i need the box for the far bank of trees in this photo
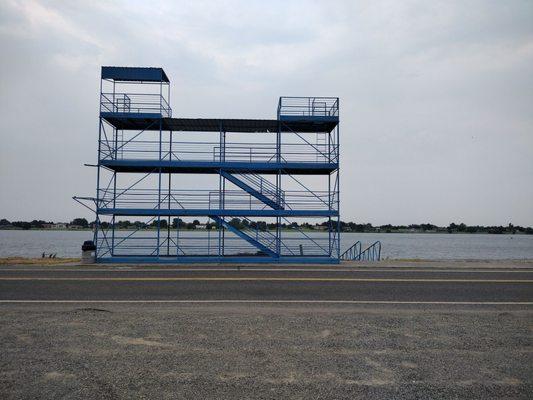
[1,218,532,234]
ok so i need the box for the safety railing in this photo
[226,172,285,208]
[359,241,381,261]
[219,216,278,253]
[97,233,268,257]
[100,93,172,117]
[278,97,339,118]
[211,217,337,257]
[340,241,361,261]
[341,240,381,261]
[97,189,336,212]
[99,140,339,163]
[96,229,334,257]
[279,235,334,256]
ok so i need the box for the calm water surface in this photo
[0,230,532,260]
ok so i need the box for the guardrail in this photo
[359,241,381,261]
[99,140,339,163]
[96,229,333,257]
[100,92,172,117]
[226,172,285,209]
[97,189,335,212]
[278,97,339,118]
[341,240,381,261]
[340,241,361,260]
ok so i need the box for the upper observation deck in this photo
[277,97,339,122]
[98,69,339,173]
[99,115,338,133]
[100,91,339,133]
[100,66,172,118]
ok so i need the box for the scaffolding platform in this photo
[77,66,340,263]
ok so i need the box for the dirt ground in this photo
[1,303,531,399]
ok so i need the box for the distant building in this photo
[68,224,84,230]
[42,223,68,229]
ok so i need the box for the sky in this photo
[0,0,532,226]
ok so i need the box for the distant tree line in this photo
[347,222,533,235]
[1,218,532,234]
[0,218,89,230]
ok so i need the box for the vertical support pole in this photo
[220,122,226,257]
[167,131,172,256]
[336,106,341,261]
[156,103,163,258]
[328,129,331,163]
[217,170,222,258]
[111,171,117,256]
[114,125,118,160]
[160,79,163,115]
[111,119,118,257]
[112,81,116,112]
[176,216,180,257]
[217,121,224,258]
[276,123,281,258]
[95,128,102,257]
[328,171,332,257]
[167,82,171,117]
[95,75,104,261]
[222,169,226,256]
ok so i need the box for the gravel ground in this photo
[1,303,532,399]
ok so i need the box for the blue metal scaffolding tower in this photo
[77,66,340,263]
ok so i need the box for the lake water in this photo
[0,230,532,260]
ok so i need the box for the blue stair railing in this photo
[237,217,277,250]
[209,216,278,257]
[341,240,381,261]
[340,241,361,260]
[221,171,285,210]
[359,241,382,261]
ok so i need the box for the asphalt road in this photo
[1,261,532,399]
[0,262,532,303]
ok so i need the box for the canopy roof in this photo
[101,66,170,83]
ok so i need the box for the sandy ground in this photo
[0,257,80,265]
[0,303,532,399]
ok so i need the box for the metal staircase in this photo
[341,240,381,261]
[221,171,284,210]
[340,241,361,260]
[209,216,278,257]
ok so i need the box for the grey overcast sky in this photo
[0,0,532,226]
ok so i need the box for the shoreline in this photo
[1,257,533,267]
[1,228,532,235]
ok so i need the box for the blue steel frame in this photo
[85,66,340,264]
